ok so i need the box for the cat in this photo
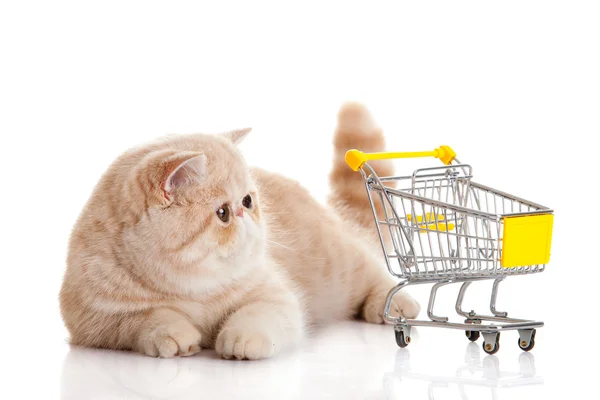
[60,102,420,360]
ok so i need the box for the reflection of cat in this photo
[62,346,305,399]
[61,348,200,399]
[61,322,392,400]
[60,103,420,360]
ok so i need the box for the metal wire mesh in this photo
[364,164,549,280]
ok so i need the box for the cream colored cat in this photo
[60,103,420,360]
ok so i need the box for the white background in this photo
[1,1,598,399]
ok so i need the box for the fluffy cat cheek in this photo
[243,218,265,253]
[228,218,262,252]
[178,244,208,264]
[243,216,262,240]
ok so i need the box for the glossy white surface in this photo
[47,319,571,399]
[56,321,544,400]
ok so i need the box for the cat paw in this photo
[139,319,202,358]
[215,327,277,360]
[363,290,421,324]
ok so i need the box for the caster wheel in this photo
[518,329,536,352]
[395,330,411,348]
[483,341,500,355]
[483,332,500,355]
[465,330,480,342]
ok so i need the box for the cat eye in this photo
[216,204,230,223]
[242,194,253,209]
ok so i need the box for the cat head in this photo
[116,128,265,294]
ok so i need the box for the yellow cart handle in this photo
[345,145,457,171]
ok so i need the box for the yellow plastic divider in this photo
[407,213,446,223]
[418,222,455,233]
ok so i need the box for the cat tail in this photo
[328,102,395,239]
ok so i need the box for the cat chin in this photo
[176,256,264,295]
[209,246,266,274]
[170,234,265,294]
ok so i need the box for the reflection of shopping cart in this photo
[383,344,543,399]
[346,146,554,354]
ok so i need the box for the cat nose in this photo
[236,208,244,217]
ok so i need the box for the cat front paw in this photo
[363,289,421,324]
[215,326,277,360]
[138,319,202,358]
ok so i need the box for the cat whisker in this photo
[266,239,327,260]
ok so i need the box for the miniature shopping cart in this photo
[346,146,554,354]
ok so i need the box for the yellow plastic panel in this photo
[501,214,554,268]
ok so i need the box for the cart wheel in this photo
[483,341,500,355]
[483,332,500,355]
[395,330,411,348]
[465,330,480,342]
[518,329,536,352]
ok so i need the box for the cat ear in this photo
[222,128,252,145]
[162,152,207,194]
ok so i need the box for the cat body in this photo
[60,103,419,359]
